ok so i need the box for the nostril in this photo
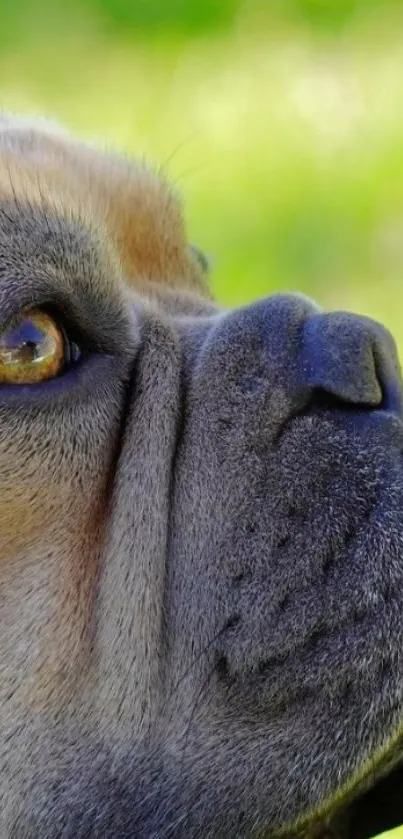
[381,382,402,413]
[375,359,403,414]
[308,388,376,413]
[370,323,403,414]
[299,312,402,414]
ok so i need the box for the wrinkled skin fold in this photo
[0,113,402,838]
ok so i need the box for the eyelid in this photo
[37,304,91,356]
[0,280,139,360]
[3,298,112,369]
[0,352,118,407]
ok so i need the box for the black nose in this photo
[298,310,403,415]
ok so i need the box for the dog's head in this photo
[0,112,403,839]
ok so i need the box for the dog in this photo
[0,112,402,838]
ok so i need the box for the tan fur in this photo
[0,113,207,294]
[0,114,210,754]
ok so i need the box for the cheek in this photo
[0,452,106,553]
[0,482,68,554]
[0,403,120,554]
[0,470,107,712]
[0,420,117,709]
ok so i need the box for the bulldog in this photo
[0,112,402,839]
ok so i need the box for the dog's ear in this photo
[0,113,208,296]
[84,151,208,294]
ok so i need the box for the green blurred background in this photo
[1,0,403,836]
[2,0,403,340]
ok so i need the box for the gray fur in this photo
[0,117,402,839]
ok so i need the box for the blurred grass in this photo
[1,0,403,353]
[1,2,403,837]
[1,2,403,342]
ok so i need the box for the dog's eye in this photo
[0,308,80,385]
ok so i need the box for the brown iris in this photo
[0,309,66,384]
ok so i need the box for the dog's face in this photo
[0,113,403,839]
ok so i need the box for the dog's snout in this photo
[299,311,403,414]
[201,295,403,424]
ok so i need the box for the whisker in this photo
[159,131,202,173]
[171,162,211,185]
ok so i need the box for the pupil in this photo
[19,341,38,362]
[10,320,44,347]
